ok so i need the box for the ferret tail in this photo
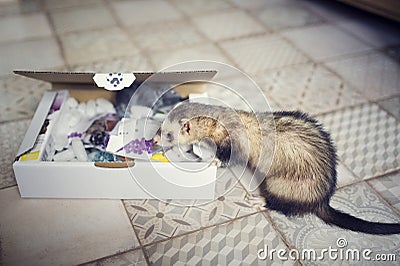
[316,205,400,235]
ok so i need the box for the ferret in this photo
[153,102,400,235]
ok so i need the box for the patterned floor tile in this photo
[369,173,400,212]
[282,24,372,61]
[130,20,206,53]
[192,10,265,41]
[0,187,138,266]
[0,38,65,77]
[256,2,324,32]
[170,0,232,15]
[325,51,400,101]
[0,13,52,43]
[145,212,295,265]
[0,119,30,189]
[220,35,309,76]
[71,54,154,73]
[111,0,183,27]
[378,97,400,121]
[83,248,148,266]
[336,19,400,49]
[0,75,50,122]
[123,169,257,245]
[60,27,139,66]
[149,43,232,71]
[255,63,367,115]
[269,182,400,265]
[318,103,400,180]
[50,5,116,34]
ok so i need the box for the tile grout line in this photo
[260,210,305,266]
[43,9,70,71]
[103,0,157,71]
[120,199,152,266]
[365,181,400,218]
[163,0,242,70]
[77,246,144,266]
[140,210,261,249]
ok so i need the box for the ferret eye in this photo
[166,132,174,141]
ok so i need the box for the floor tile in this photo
[123,169,257,245]
[83,248,148,266]
[149,43,231,71]
[0,75,50,122]
[60,28,139,66]
[50,5,116,34]
[206,76,281,112]
[301,0,368,22]
[170,0,232,15]
[369,173,400,212]
[0,13,52,43]
[0,120,30,189]
[256,2,324,31]
[336,162,360,188]
[71,54,154,73]
[269,182,400,265]
[336,19,400,49]
[318,103,400,180]
[111,0,182,27]
[384,45,400,62]
[43,0,99,10]
[0,38,65,76]
[130,20,206,53]
[256,63,367,115]
[325,51,400,101]
[230,0,295,10]
[0,187,138,265]
[192,10,265,41]
[378,97,400,120]
[282,24,372,61]
[0,0,42,16]
[220,35,309,76]
[145,212,295,265]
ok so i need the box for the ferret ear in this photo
[179,119,190,135]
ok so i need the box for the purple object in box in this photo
[116,138,154,155]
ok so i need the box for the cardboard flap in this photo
[14,70,218,85]
[16,91,57,158]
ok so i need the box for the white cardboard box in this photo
[13,70,218,199]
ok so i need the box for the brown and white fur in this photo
[153,102,400,235]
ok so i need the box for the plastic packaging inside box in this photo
[18,89,216,165]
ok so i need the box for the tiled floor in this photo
[0,0,399,265]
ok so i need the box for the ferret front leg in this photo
[245,194,267,210]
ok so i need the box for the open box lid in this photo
[14,70,218,87]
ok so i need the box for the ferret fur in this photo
[153,102,400,235]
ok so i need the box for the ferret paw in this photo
[209,158,222,167]
[245,194,267,210]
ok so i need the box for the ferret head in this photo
[152,102,214,148]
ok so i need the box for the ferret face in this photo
[153,118,193,148]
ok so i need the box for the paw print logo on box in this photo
[107,73,123,88]
[93,73,136,91]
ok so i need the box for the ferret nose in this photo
[152,134,161,146]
